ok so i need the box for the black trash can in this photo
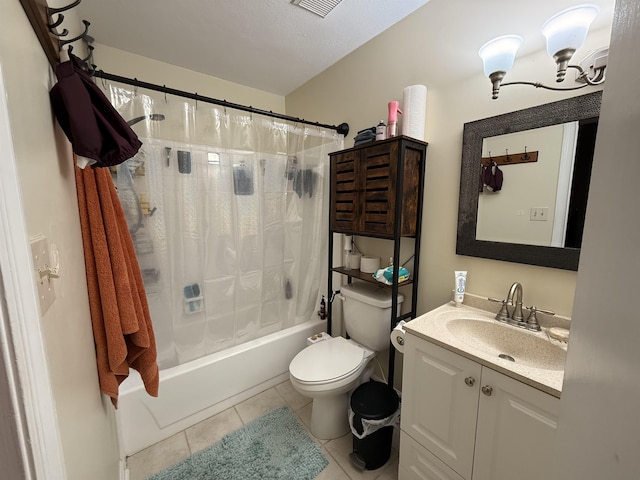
[349,380,400,470]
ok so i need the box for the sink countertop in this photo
[403,294,569,398]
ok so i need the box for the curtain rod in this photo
[92,70,350,137]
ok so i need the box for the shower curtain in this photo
[106,85,343,368]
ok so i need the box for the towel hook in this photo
[59,19,91,46]
[49,25,69,37]
[67,44,94,64]
[505,148,512,162]
[47,0,81,30]
[48,0,81,15]
[522,146,530,161]
[47,13,66,30]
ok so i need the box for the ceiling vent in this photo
[291,0,343,18]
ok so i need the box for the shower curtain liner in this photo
[106,83,343,368]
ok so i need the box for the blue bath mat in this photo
[147,405,328,480]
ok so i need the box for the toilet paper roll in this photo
[348,252,362,270]
[360,256,380,273]
[391,320,407,353]
[401,85,427,141]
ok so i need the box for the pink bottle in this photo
[387,101,403,137]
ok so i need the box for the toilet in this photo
[289,282,403,440]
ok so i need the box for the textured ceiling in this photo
[78,0,431,95]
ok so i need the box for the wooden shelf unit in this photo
[327,135,427,387]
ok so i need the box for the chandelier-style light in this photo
[479,4,606,99]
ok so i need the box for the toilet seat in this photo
[290,337,364,385]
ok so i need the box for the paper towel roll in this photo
[401,85,427,141]
[391,320,407,353]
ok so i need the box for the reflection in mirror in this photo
[477,119,597,247]
[457,91,602,270]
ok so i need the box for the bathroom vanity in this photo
[398,297,568,480]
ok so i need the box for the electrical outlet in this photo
[530,207,549,221]
[30,234,56,315]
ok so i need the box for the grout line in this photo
[321,445,352,480]
[183,428,193,455]
[233,405,244,425]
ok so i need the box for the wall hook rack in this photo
[21,0,93,69]
[481,148,538,166]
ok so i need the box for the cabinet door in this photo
[401,336,481,479]
[359,141,398,236]
[330,150,360,233]
[399,431,465,480]
[472,368,560,480]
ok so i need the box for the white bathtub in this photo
[116,318,325,456]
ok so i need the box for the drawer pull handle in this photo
[464,377,475,387]
[482,385,493,396]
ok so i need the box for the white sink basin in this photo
[446,318,566,371]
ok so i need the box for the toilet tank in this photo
[340,282,404,351]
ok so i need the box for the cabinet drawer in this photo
[399,431,465,480]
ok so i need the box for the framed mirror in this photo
[456,91,602,270]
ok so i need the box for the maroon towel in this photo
[50,54,142,167]
[482,162,504,192]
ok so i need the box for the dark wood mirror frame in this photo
[456,90,602,271]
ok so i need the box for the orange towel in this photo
[75,160,159,407]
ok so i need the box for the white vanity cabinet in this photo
[399,333,560,480]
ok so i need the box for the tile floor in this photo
[127,379,399,480]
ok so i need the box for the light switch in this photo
[530,207,549,221]
[30,234,56,315]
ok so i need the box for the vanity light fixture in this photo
[479,4,607,99]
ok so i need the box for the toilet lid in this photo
[290,337,364,384]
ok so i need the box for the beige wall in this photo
[478,124,565,246]
[93,44,285,113]
[286,0,612,319]
[0,0,120,478]
[553,0,640,477]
